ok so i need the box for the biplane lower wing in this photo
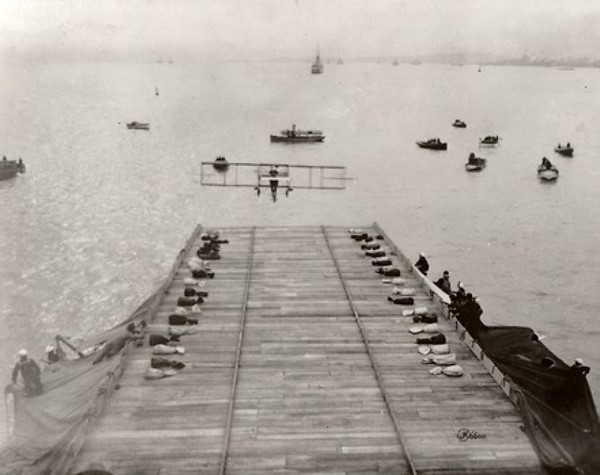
[200,161,347,190]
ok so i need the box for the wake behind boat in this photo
[416,138,447,150]
[271,125,325,143]
[127,121,150,130]
[555,143,574,157]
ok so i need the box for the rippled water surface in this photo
[1,61,600,435]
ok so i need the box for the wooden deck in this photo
[72,225,543,475]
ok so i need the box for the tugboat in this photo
[538,157,559,181]
[554,143,574,157]
[479,135,499,146]
[452,119,467,128]
[465,153,486,172]
[0,156,26,181]
[416,138,447,150]
[126,122,150,130]
[270,124,325,143]
[212,156,229,172]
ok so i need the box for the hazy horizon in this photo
[2,0,600,63]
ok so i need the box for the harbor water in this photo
[1,60,600,437]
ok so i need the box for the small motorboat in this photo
[416,139,447,150]
[126,121,150,130]
[465,153,486,172]
[212,156,229,172]
[271,125,325,143]
[452,120,467,128]
[538,160,559,181]
[554,144,574,157]
[0,157,25,181]
[479,135,499,146]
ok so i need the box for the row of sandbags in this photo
[348,229,464,378]
[146,231,227,379]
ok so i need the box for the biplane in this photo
[200,160,348,202]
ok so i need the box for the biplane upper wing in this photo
[200,161,347,190]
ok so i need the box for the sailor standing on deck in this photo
[434,270,452,295]
[12,349,43,397]
[415,252,429,276]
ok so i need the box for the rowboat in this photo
[479,135,499,146]
[554,145,574,157]
[452,119,467,128]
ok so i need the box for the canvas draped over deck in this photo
[475,326,600,473]
[0,295,157,475]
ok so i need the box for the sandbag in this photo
[145,367,166,380]
[414,306,429,315]
[398,288,415,296]
[422,323,440,333]
[177,297,198,307]
[430,344,450,354]
[389,297,414,305]
[183,277,202,287]
[418,345,431,355]
[372,258,392,266]
[168,314,197,326]
[413,314,438,324]
[183,288,208,298]
[151,358,186,370]
[152,344,185,355]
[443,365,464,377]
[377,267,400,276]
[148,335,170,346]
[422,354,456,365]
[417,333,446,345]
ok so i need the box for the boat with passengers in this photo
[0,157,26,181]
[212,156,229,171]
[465,153,486,172]
[452,119,467,128]
[416,138,447,150]
[479,135,500,146]
[555,143,574,157]
[270,124,325,143]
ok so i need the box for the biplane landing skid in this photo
[200,161,348,199]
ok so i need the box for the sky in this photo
[1,0,600,61]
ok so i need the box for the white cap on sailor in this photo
[17,349,27,357]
